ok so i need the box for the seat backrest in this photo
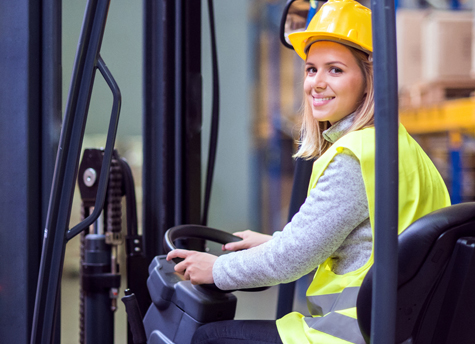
[357,202,475,344]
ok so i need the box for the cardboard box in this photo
[422,11,473,82]
[396,9,429,89]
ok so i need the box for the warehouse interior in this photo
[2,0,475,343]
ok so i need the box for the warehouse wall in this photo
[201,0,253,231]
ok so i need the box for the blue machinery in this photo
[2,0,469,343]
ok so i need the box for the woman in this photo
[167,1,450,343]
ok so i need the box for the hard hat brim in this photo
[289,31,372,60]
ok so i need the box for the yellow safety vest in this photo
[276,124,451,344]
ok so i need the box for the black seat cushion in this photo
[357,202,475,343]
[397,202,475,286]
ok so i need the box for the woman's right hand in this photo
[222,230,272,251]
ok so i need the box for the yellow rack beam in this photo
[400,98,475,134]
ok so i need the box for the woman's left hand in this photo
[166,249,217,285]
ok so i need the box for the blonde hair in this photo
[294,45,374,160]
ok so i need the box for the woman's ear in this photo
[361,83,368,97]
[363,79,370,96]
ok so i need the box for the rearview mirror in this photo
[280,0,326,49]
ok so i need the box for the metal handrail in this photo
[67,57,121,240]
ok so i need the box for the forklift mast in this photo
[29,0,205,342]
[142,0,203,260]
[11,0,400,342]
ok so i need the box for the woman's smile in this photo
[304,41,365,124]
[312,95,335,106]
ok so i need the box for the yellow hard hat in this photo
[288,0,372,60]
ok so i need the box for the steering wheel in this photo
[164,224,268,293]
[164,224,242,253]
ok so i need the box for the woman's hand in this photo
[222,230,272,251]
[166,249,217,285]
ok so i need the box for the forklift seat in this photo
[356,202,475,344]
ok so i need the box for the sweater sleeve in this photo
[212,150,369,290]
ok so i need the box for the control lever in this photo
[122,289,147,344]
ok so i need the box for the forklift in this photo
[16,0,475,343]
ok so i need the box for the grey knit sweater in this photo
[213,114,373,290]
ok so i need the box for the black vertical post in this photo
[42,0,63,228]
[143,0,202,260]
[143,0,177,259]
[175,0,184,226]
[0,0,61,342]
[370,1,399,343]
[84,234,115,343]
[181,0,202,229]
[41,2,63,342]
[276,158,313,318]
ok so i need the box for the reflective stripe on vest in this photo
[307,286,360,316]
[276,124,451,344]
[304,313,366,344]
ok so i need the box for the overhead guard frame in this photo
[30,0,121,342]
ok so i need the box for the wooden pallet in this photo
[399,79,475,109]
